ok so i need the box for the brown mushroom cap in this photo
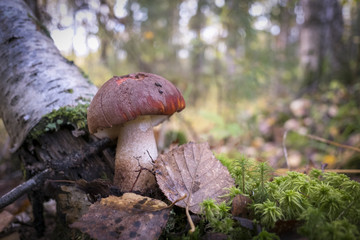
[87,72,186,134]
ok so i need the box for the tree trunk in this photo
[299,0,352,90]
[0,0,115,237]
[188,0,207,104]
[0,0,98,152]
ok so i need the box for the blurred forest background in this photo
[1,0,360,170]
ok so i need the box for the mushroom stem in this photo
[114,115,157,192]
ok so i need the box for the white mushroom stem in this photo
[114,115,158,192]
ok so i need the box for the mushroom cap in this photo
[87,72,186,135]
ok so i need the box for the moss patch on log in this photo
[27,103,90,141]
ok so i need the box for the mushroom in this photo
[87,72,185,193]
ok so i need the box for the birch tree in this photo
[0,0,114,236]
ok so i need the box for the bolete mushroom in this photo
[87,72,185,193]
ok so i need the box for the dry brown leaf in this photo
[155,142,235,214]
[70,193,171,240]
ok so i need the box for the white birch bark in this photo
[0,0,98,152]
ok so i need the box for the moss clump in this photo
[197,155,360,239]
[27,103,90,141]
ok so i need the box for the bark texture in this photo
[0,1,116,236]
[0,0,98,152]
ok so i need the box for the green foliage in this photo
[217,154,273,197]
[321,220,360,240]
[28,103,90,141]
[252,230,280,240]
[298,209,360,240]
[233,155,250,193]
[225,186,243,200]
[253,200,283,229]
[252,162,274,202]
[308,168,322,179]
[297,207,326,239]
[278,190,307,220]
[201,199,219,222]
[264,170,359,237]
[212,154,360,239]
[200,199,233,234]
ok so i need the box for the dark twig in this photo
[0,169,51,209]
[296,131,360,153]
[147,150,155,164]
[130,156,154,192]
[0,137,114,209]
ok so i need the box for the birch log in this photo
[0,0,98,152]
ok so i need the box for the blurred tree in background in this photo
[1,0,360,169]
[300,0,353,91]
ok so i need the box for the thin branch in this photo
[283,130,360,170]
[130,156,154,192]
[274,168,360,176]
[0,137,114,209]
[0,169,51,209]
[296,132,360,153]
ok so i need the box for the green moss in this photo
[200,154,360,239]
[200,199,233,234]
[27,103,90,141]
[252,230,280,240]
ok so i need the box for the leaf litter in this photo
[71,142,235,238]
[155,142,235,214]
[70,193,171,240]
[155,142,234,231]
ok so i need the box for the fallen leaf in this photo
[155,142,235,214]
[70,193,171,240]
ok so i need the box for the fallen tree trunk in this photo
[0,0,115,237]
[0,0,99,152]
